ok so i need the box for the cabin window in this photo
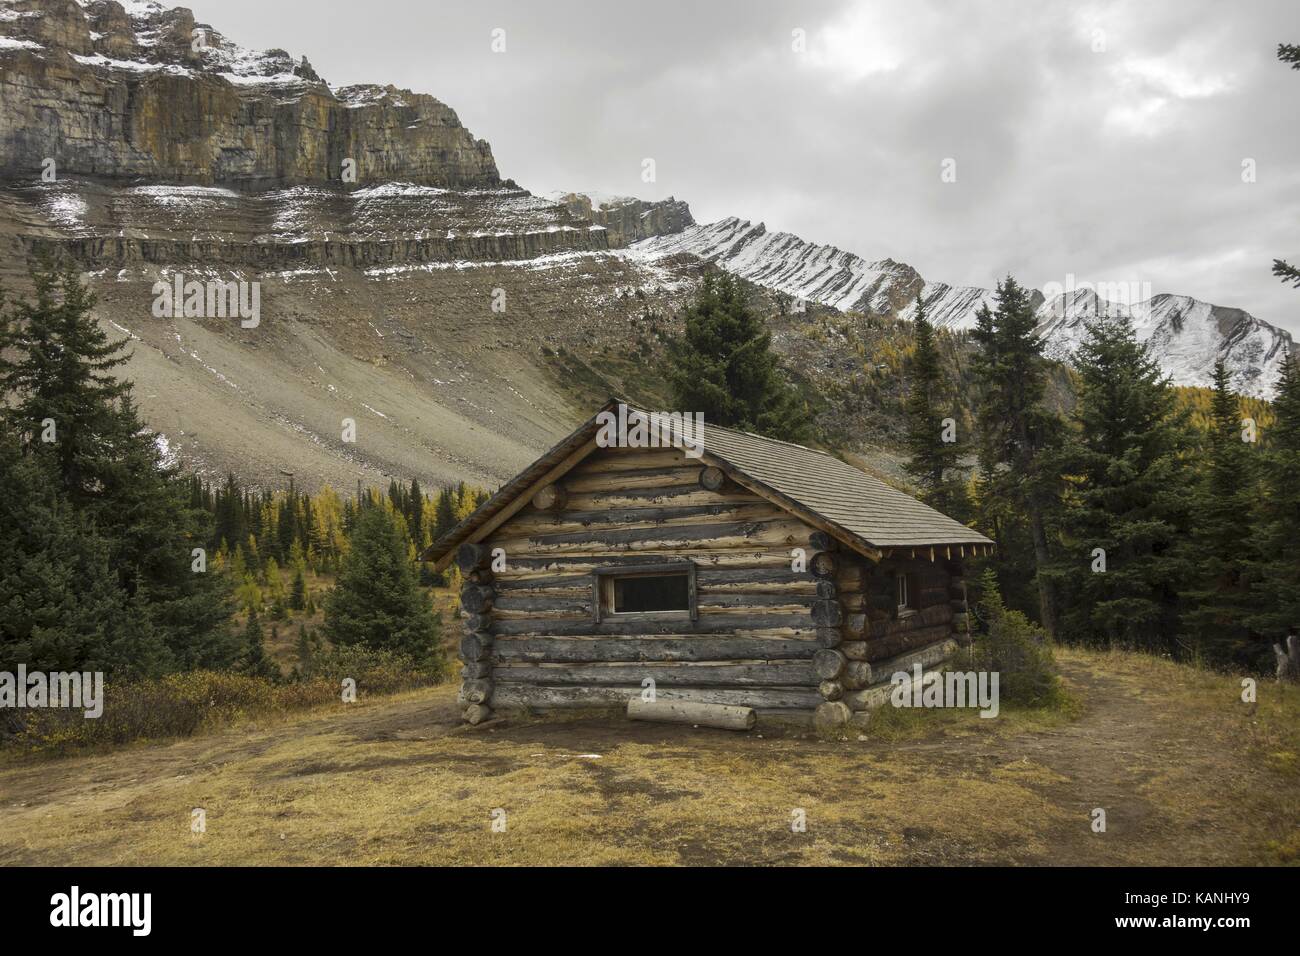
[593,563,697,622]
[896,572,916,616]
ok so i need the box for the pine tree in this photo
[238,606,279,681]
[969,276,1064,634]
[324,505,443,667]
[666,272,810,441]
[289,565,307,611]
[1043,314,1191,652]
[0,259,236,672]
[902,293,969,519]
[1249,352,1300,648]
[1182,362,1260,665]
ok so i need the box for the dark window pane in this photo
[612,574,689,613]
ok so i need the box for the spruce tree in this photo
[1044,314,1191,652]
[969,276,1063,634]
[239,606,279,681]
[324,505,443,667]
[902,293,969,519]
[666,272,810,441]
[1182,362,1259,665]
[1249,353,1300,647]
[0,260,236,672]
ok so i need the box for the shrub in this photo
[2,646,445,757]
[970,570,1062,706]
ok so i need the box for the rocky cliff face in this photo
[549,191,695,246]
[0,0,500,189]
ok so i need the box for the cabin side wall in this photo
[456,445,838,725]
[826,552,971,717]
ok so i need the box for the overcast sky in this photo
[189,0,1300,334]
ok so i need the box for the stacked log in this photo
[457,542,496,724]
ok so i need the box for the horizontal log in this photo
[565,485,758,511]
[836,564,869,591]
[456,543,492,574]
[819,679,844,701]
[809,531,837,552]
[489,684,823,711]
[840,593,866,613]
[811,599,842,626]
[861,623,955,662]
[699,465,728,492]
[460,661,493,680]
[561,467,701,494]
[463,704,493,725]
[493,661,815,686]
[531,484,567,512]
[459,631,493,662]
[810,551,837,578]
[489,612,820,638]
[460,585,494,614]
[462,679,493,704]
[491,519,813,556]
[462,613,491,633]
[813,648,846,679]
[817,626,842,648]
[840,660,875,690]
[573,449,691,473]
[492,636,821,663]
[841,640,874,662]
[839,640,958,711]
[485,551,800,579]
[503,502,785,539]
[627,697,755,731]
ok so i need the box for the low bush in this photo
[2,646,444,757]
[970,570,1063,707]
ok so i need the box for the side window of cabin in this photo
[896,571,916,616]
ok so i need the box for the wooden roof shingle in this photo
[426,400,993,568]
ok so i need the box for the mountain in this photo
[632,219,1293,398]
[0,0,1290,498]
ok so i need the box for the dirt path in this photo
[0,650,1294,865]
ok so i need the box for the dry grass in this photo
[0,645,1295,866]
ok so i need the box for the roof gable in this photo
[426,400,992,569]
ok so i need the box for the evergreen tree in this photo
[1182,362,1260,665]
[238,606,279,681]
[1043,314,1191,652]
[666,272,810,441]
[902,293,970,519]
[0,260,236,672]
[969,276,1064,634]
[1249,353,1300,647]
[290,565,307,611]
[324,506,443,667]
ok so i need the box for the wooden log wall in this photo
[457,446,833,723]
[451,444,978,730]
[826,552,975,722]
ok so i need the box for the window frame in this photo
[896,571,917,618]
[591,562,698,623]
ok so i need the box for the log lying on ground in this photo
[490,684,823,710]
[627,697,756,731]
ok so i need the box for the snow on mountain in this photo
[1036,289,1293,396]
[633,217,920,317]
[632,221,1293,397]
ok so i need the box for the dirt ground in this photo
[0,647,1295,866]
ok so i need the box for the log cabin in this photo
[427,400,994,732]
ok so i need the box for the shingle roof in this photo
[426,399,992,565]
[698,423,992,549]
